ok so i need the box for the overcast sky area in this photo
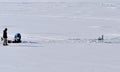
[0,0,119,2]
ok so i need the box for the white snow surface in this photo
[0,1,120,72]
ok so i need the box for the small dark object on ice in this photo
[98,35,104,40]
[1,37,3,41]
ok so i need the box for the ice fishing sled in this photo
[8,33,22,43]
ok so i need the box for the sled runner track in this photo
[21,38,120,45]
[13,33,120,44]
[67,38,120,44]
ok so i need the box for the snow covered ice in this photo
[0,0,120,72]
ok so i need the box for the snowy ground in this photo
[0,1,120,72]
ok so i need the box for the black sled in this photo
[8,33,22,43]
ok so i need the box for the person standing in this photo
[3,28,8,46]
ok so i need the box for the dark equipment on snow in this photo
[8,33,22,43]
[98,35,104,40]
[14,33,21,43]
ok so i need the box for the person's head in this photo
[5,28,7,31]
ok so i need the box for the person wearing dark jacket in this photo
[3,28,8,46]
